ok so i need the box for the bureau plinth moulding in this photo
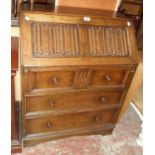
[20,5,139,147]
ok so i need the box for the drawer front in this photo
[26,109,117,134]
[90,69,129,87]
[30,70,75,90]
[25,91,122,113]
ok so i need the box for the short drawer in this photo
[25,91,122,113]
[90,68,130,88]
[29,70,75,90]
[26,109,117,134]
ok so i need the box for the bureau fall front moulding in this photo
[20,6,139,147]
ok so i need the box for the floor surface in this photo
[13,104,142,155]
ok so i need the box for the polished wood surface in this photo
[115,60,142,121]
[90,68,130,87]
[25,90,122,113]
[21,66,133,92]
[30,23,130,58]
[29,70,74,90]
[23,125,114,147]
[11,37,18,70]
[11,37,22,153]
[20,10,138,67]
[26,109,118,134]
[56,0,119,11]
[22,3,118,17]
[11,37,18,144]
[11,75,18,140]
[20,6,139,147]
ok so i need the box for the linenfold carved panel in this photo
[31,22,81,57]
[87,26,130,57]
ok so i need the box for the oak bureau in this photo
[20,5,139,147]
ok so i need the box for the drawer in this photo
[90,69,130,87]
[25,91,122,113]
[26,109,117,134]
[30,70,75,90]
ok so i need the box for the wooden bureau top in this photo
[20,4,139,67]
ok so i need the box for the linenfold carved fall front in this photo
[31,22,130,58]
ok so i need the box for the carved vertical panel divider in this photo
[74,69,92,89]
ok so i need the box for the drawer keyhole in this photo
[100,96,106,103]
[49,101,55,107]
[47,122,53,128]
[105,75,112,82]
[51,77,59,85]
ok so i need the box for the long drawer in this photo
[25,109,117,134]
[25,90,122,113]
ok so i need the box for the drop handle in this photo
[100,96,106,103]
[105,75,112,82]
[47,122,53,128]
[51,77,59,85]
[49,101,55,107]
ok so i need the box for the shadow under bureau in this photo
[20,6,139,147]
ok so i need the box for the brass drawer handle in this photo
[51,77,59,85]
[47,122,53,128]
[105,75,112,82]
[100,96,106,103]
[49,101,55,107]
